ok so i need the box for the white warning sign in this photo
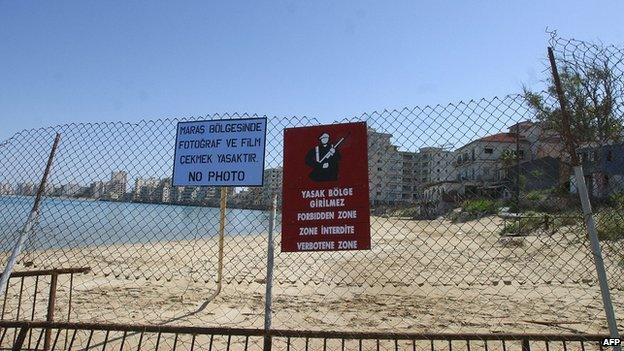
[172,118,267,187]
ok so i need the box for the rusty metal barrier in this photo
[0,320,610,351]
[1,267,90,350]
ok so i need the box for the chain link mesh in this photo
[0,33,622,350]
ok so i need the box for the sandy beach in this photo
[1,215,622,337]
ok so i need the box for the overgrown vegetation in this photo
[449,199,500,223]
[392,206,420,218]
[500,211,580,236]
[596,209,624,241]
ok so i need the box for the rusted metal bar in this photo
[102,329,110,351]
[16,276,24,321]
[1,282,8,319]
[12,277,25,344]
[172,332,179,351]
[190,334,196,351]
[67,328,77,351]
[0,327,7,346]
[44,272,58,351]
[51,327,61,350]
[85,329,94,350]
[120,330,128,351]
[12,326,29,351]
[29,275,39,349]
[9,267,91,278]
[155,331,161,351]
[522,339,531,351]
[65,273,74,351]
[34,328,44,350]
[137,331,144,351]
[0,320,610,342]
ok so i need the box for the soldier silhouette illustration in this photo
[305,132,342,182]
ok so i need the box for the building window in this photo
[484,148,493,154]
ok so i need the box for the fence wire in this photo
[0,33,622,350]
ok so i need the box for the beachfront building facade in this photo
[454,133,531,185]
[0,182,14,195]
[418,147,455,184]
[261,167,283,206]
[368,128,402,205]
[108,170,128,201]
[399,151,420,202]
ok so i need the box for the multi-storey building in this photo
[108,171,128,201]
[0,183,14,195]
[133,177,159,202]
[418,147,455,184]
[261,167,283,206]
[60,183,81,197]
[368,128,402,205]
[88,181,106,199]
[17,182,35,196]
[454,133,531,185]
[399,151,420,202]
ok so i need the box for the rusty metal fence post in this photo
[0,133,61,298]
[548,46,621,351]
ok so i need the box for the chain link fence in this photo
[0,33,622,349]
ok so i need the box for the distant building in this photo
[574,142,624,199]
[421,181,465,217]
[60,183,81,197]
[368,128,402,205]
[454,132,531,186]
[89,181,106,199]
[261,167,283,206]
[17,182,35,196]
[399,151,420,202]
[0,183,14,195]
[108,171,128,200]
[133,177,159,202]
[156,178,172,203]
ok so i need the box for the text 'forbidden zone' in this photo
[282,121,371,252]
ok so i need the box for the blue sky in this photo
[1,1,623,141]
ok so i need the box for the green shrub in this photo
[596,210,624,241]
[394,207,420,218]
[449,198,500,223]
[462,199,498,215]
[500,212,544,235]
[525,190,547,202]
[608,192,624,209]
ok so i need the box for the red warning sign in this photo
[281,122,370,252]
